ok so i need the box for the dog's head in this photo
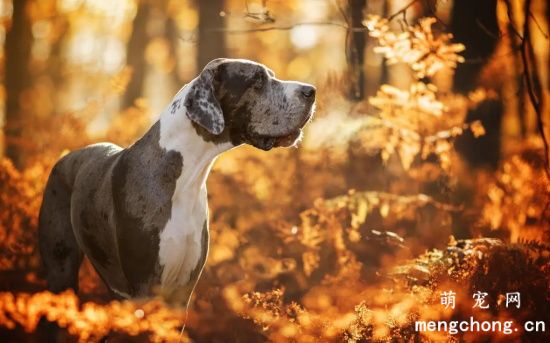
[183,58,315,150]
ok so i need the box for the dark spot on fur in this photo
[161,150,184,182]
[170,99,181,115]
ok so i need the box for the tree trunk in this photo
[166,14,182,87]
[451,0,502,170]
[197,0,226,70]
[450,0,499,94]
[123,2,151,109]
[49,16,69,94]
[450,0,502,239]
[379,0,389,86]
[4,0,32,167]
[347,0,367,100]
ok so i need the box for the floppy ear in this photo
[184,64,225,135]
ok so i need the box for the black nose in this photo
[300,85,316,99]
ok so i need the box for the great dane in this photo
[38,58,316,307]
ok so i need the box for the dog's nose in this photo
[300,85,316,99]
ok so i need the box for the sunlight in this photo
[100,37,125,74]
[66,30,97,65]
[290,25,319,49]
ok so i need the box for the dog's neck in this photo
[158,86,234,189]
[154,87,235,289]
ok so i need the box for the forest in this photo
[0,0,548,342]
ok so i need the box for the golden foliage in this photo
[233,237,548,342]
[480,146,550,242]
[0,158,45,270]
[0,290,189,342]
[351,16,487,172]
[364,16,465,78]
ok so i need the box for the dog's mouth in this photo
[254,117,312,151]
[274,129,303,147]
[251,107,314,151]
[253,129,302,151]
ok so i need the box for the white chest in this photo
[158,184,208,287]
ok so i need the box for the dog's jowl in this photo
[38,58,316,307]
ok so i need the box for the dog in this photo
[38,58,316,307]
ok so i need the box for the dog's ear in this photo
[184,61,225,135]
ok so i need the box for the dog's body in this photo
[38,59,315,306]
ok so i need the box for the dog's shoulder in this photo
[48,142,122,191]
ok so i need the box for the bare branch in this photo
[334,0,350,26]
[529,11,549,39]
[515,0,550,178]
[333,0,351,72]
[388,0,419,21]
[504,0,523,40]
[208,21,351,34]
[475,18,501,40]
[422,0,448,28]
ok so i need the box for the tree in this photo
[123,2,152,109]
[451,0,502,169]
[197,0,226,70]
[4,0,33,167]
[450,0,499,94]
[346,0,367,100]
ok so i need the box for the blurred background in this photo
[0,0,549,342]
[0,0,548,164]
